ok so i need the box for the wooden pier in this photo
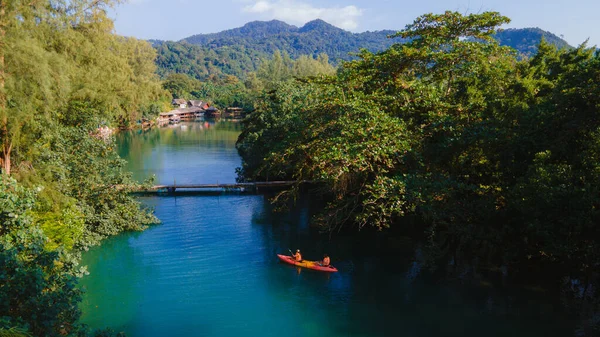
[138,181,313,193]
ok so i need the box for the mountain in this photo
[181,19,397,63]
[493,28,571,57]
[184,20,298,45]
[153,20,572,81]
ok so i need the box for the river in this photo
[79,120,576,337]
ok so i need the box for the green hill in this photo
[182,19,397,63]
[493,27,571,57]
[153,20,572,81]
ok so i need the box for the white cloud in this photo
[246,1,272,12]
[242,0,363,30]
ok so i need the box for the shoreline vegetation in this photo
[0,0,163,335]
[0,1,599,336]
[236,11,600,334]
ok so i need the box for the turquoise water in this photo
[80,121,576,337]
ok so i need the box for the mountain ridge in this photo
[180,19,398,62]
[493,27,571,56]
[153,19,572,81]
[177,19,571,61]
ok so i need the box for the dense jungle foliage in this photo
[237,11,600,314]
[493,27,570,57]
[0,0,164,335]
[181,19,397,64]
[154,42,265,81]
[154,19,572,114]
[0,1,592,335]
[153,19,570,84]
[159,50,335,109]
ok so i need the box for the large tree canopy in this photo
[0,0,166,175]
[238,11,600,291]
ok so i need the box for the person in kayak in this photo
[321,254,331,267]
[293,249,302,261]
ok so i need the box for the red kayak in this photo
[277,254,338,273]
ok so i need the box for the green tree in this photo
[162,73,202,100]
[0,0,164,175]
[31,118,157,247]
[0,177,82,336]
[257,50,335,88]
[238,11,600,296]
[292,54,335,78]
[257,50,289,87]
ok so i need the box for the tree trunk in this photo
[0,1,5,108]
[0,2,8,175]
[2,137,11,175]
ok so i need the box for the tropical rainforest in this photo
[1,0,597,335]
[236,11,600,330]
[152,19,569,83]
[158,49,335,110]
[153,19,571,114]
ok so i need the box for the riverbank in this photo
[79,121,583,337]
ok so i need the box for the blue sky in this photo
[111,0,599,47]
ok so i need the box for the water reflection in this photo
[117,121,242,185]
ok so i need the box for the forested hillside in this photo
[153,19,572,82]
[152,19,396,82]
[159,50,335,109]
[182,19,397,63]
[493,27,571,57]
[154,42,265,81]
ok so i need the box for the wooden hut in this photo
[172,98,187,108]
[223,107,244,119]
[204,106,221,118]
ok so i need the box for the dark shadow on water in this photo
[249,193,577,337]
[79,121,581,337]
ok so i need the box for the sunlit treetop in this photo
[393,11,511,46]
